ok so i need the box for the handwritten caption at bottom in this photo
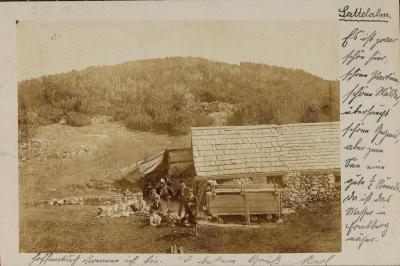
[29,253,337,266]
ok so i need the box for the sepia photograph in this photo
[18,20,341,254]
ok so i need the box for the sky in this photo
[17,20,339,81]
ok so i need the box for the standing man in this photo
[160,181,175,209]
[183,188,199,235]
[176,180,189,218]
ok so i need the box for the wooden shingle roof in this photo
[277,123,340,172]
[191,122,340,178]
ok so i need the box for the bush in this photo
[38,106,65,125]
[196,89,217,102]
[227,99,275,126]
[125,113,154,131]
[65,112,92,127]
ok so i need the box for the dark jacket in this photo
[176,186,189,204]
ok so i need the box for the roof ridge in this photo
[191,124,278,131]
[191,121,339,131]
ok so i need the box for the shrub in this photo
[65,111,92,127]
[38,106,65,125]
[227,99,275,126]
[196,89,217,102]
[125,113,154,131]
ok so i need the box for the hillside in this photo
[18,57,339,140]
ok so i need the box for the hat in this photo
[160,178,165,183]
[167,209,173,213]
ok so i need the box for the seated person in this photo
[149,209,162,226]
[131,194,148,213]
[149,195,165,217]
[165,209,179,226]
[149,188,160,204]
[112,197,129,217]
[123,188,133,198]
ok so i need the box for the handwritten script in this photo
[29,253,338,266]
[339,5,399,250]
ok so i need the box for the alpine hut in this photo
[191,122,340,216]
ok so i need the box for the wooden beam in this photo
[169,159,194,164]
[165,148,192,152]
[194,168,341,181]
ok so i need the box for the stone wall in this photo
[282,172,340,208]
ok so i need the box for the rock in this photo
[310,191,318,196]
[320,188,326,193]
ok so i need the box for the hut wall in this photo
[281,171,340,208]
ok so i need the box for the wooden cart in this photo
[204,184,282,224]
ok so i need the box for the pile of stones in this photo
[47,197,85,206]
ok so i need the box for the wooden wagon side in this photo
[204,184,282,223]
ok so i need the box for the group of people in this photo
[148,179,199,235]
[96,192,149,218]
[96,178,199,235]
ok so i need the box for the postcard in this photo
[0,0,399,265]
